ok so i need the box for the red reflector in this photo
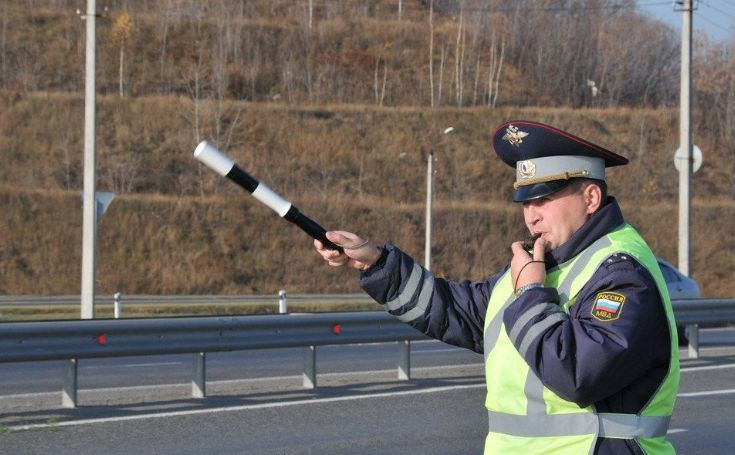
[332,323,341,334]
[97,334,107,345]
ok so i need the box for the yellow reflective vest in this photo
[482,224,679,454]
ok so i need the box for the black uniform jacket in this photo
[359,199,672,455]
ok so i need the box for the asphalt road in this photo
[0,329,733,454]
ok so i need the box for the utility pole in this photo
[425,127,454,271]
[80,0,97,319]
[675,0,695,277]
[425,146,433,270]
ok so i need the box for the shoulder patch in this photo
[591,291,626,322]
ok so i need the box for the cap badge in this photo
[519,160,536,178]
[502,124,529,147]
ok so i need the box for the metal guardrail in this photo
[0,311,427,408]
[0,312,426,362]
[671,299,735,325]
[672,299,735,360]
[0,299,731,409]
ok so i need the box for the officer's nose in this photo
[523,203,541,227]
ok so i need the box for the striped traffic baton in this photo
[194,141,343,252]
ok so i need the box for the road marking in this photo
[122,361,183,368]
[667,428,687,434]
[680,363,735,372]
[677,388,735,398]
[413,348,470,354]
[9,383,486,431]
[679,346,735,354]
[83,361,183,370]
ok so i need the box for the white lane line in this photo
[121,362,183,368]
[83,362,183,370]
[677,388,735,398]
[10,383,486,431]
[680,363,735,372]
[679,346,735,354]
[413,348,471,354]
[667,428,688,434]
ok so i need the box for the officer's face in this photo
[522,184,596,250]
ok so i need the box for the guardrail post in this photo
[62,359,78,408]
[278,289,287,314]
[398,340,411,380]
[303,346,317,389]
[113,292,122,319]
[687,324,699,359]
[192,352,206,398]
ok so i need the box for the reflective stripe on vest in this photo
[482,224,679,454]
[487,411,671,438]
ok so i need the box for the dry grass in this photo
[0,95,733,299]
[0,302,384,321]
[1,186,732,299]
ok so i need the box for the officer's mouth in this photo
[535,232,553,248]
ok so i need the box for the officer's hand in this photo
[510,236,547,291]
[314,230,382,271]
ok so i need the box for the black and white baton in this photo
[194,141,343,252]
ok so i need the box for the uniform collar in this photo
[544,197,625,268]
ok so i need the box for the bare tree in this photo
[157,5,172,93]
[374,56,388,106]
[283,55,295,103]
[428,0,435,107]
[112,11,134,98]
[308,0,313,30]
[438,44,447,106]
[472,58,480,105]
[454,10,466,107]
[1,3,7,86]
[492,38,504,107]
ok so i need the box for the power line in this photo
[696,1,735,39]
[706,3,735,22]
[695,12,734,34]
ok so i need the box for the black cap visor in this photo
[513,180,573,203]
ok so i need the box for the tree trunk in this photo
[119,44,125,98]
[492,39,504,108]
[428,0,434,107]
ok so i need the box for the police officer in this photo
[314,120,680,454]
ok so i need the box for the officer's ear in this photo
[582,182,603,215]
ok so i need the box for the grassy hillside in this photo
[1,1,732,301]
[1,93,732,298]
[2,91,732,202]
